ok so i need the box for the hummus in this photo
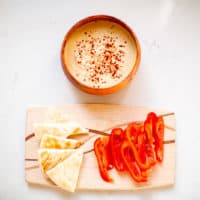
[63,20,136,88]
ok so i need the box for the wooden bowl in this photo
[61,15,141,95]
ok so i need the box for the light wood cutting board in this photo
[25,104,176,191]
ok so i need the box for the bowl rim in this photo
[61,14,141,95]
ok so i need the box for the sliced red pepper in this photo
[145,140,156,166]
[154,116,164,162]
[110,128,126,171]
[106,137,113,170]
[94,112,165,183]
[145,112,164,162]
[137,128,148,164]
[94,137,113,182]
[145,112,157,143]
[125,123,151,170]
[121,141,147,182]
[144,112,157,166]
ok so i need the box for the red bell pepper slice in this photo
[144,112,157,166]
[94,137,113,182]
[110,128,126,171]
[106,136,113,170]
[145,112,157,142]
[121,141,147,182]
[145,112,164,162]
[125,123,151,170]
[137,128,148,164]
[154,116,164,162]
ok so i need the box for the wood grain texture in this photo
[25,104,176,191]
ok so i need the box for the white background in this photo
[1,0,200,199]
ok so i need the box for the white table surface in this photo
[1,0,200,199]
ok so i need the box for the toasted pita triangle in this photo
[33,122,88,141]
[46,150,83,192]
[40,134,82,149]
[38,149,75,172]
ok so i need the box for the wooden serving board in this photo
[25,104,176,191]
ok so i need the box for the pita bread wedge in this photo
[33,122,88,141]
[40,134,82,149]
[46,150,83,192]
[38,149,75,173]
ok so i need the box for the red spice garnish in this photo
[74,32,127,86]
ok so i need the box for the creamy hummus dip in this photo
[63,20,136,88]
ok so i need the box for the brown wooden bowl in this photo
[61,15,141,95]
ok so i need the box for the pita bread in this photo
[38,149,75,172]
[33,122,88,141]
[46,150,83,192]
[40,134,82,149]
